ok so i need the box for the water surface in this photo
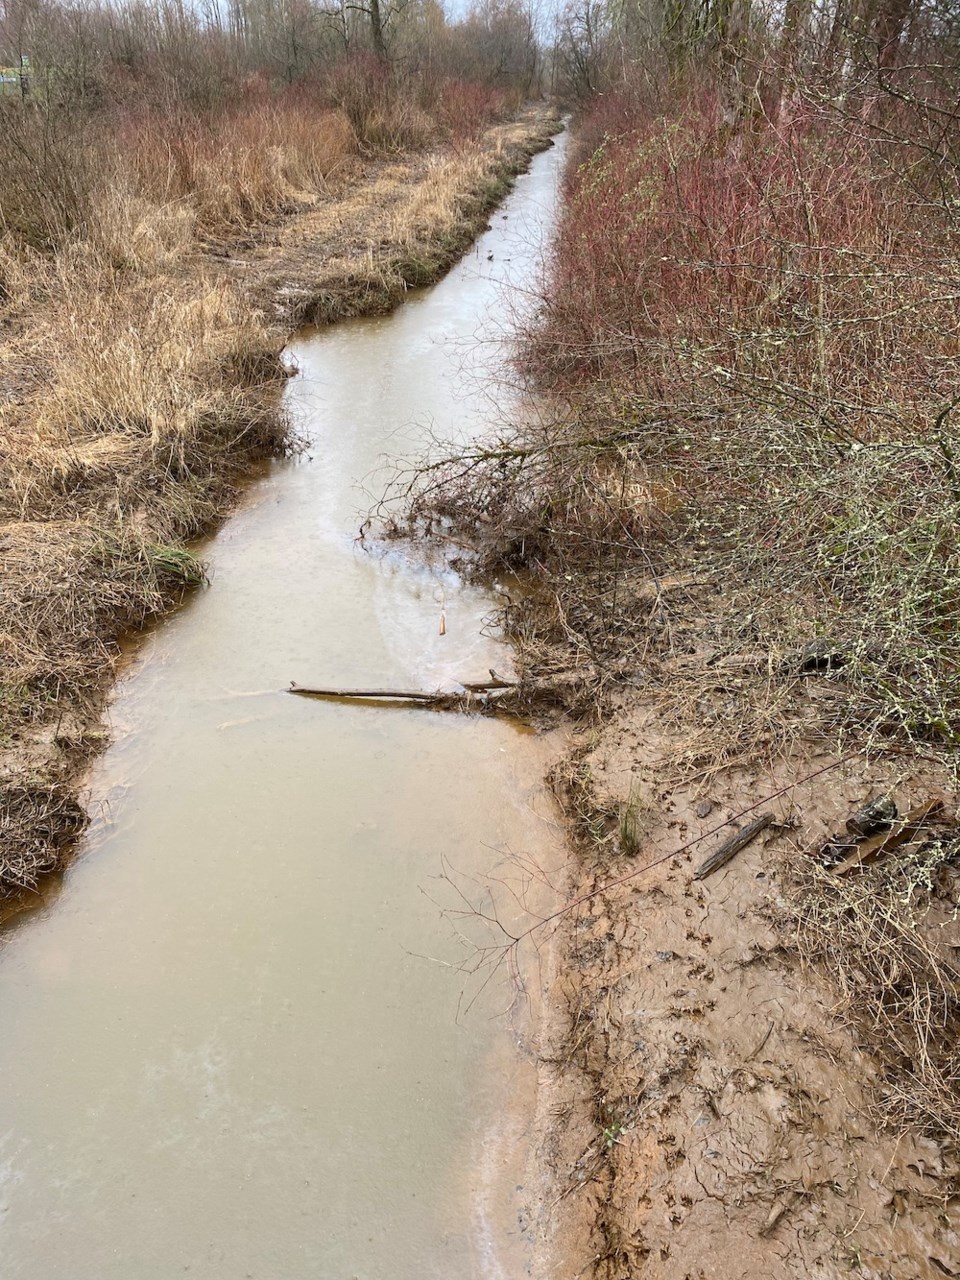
[0,132,566,1279]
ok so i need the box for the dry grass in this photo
[793,840,960,1139]
[0,521,201,723]
[116,103,359,240]
[384,143,497,245]
[0,99,560,903]
[0,783,87,898]
[0,97,361,255]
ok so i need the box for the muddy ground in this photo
[512,602,960,1278]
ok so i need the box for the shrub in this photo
[406,88,960,749]
[0,102,94,250]
[437,78,506,142]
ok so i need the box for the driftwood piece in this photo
[286,676,521,712]
[289,683,448,703]
[459,669,517,692]
[694,813,774,881]
[287,668,593,716]
[832,798,944,876]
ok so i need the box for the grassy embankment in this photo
[402,80,960,1249]
[0,83,558,902]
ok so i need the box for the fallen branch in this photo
[286,676,521,713]
[288,667,516,704]
[460,670,517,692]
[286,668,584,716]
[289,683,449,703]
[693,813,774,880]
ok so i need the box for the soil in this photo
[515,640,960,1277]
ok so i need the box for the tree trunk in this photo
[872,0,911,69]
[369,0,387,58]
[821,0,851,85]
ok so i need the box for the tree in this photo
[555,0,608,100]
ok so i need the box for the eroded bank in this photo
[0,102,559,903]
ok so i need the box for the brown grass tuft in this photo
[793,841,960,1139]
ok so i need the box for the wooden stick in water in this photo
[288,671,517,703]
[288,683,447,702]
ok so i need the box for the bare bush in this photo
[395,38,960,1144]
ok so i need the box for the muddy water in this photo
[0,136,566,1278]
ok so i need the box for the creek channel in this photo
[0,133,567,1278]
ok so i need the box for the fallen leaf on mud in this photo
[929,1257,960,1278]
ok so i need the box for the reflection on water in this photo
[0,132,566,1279]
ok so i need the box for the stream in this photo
[0,133,566,1278]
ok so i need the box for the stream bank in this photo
[0,102,559,908]
[0,131,570,1278]
[393,114,960,1279]
[525,689,960,1278]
